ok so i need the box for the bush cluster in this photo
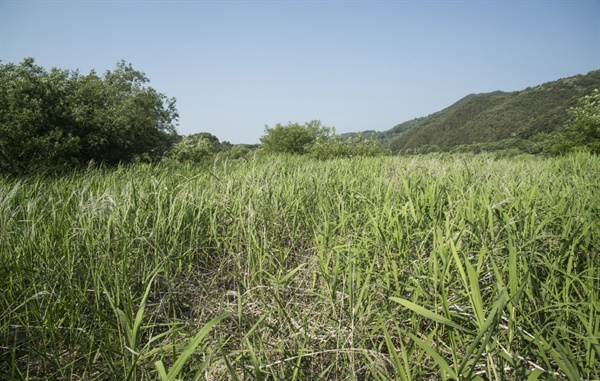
[164,134,216,164]
[544,89,600,155]
[165,132,251,164]
[308,132,387,159]
[0,58,178,175]
[259,120,334,155]
[259,120,387,159]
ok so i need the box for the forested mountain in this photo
[339,117,424,146]
[383,69,599,154]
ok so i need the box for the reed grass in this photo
[1,152,598,380]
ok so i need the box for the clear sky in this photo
[1,0,599,144]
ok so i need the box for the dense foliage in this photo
[388,70,600,154]
[165,134,215,164]
[1,153,598,380]
[259,120,334,155]
[309,132,387,159]
[165,132,236,164]
[259,120,386,159]
[0,58,178,175]
[544,89,600,154]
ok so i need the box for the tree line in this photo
[0,58,178,175]
[1,59,597,175]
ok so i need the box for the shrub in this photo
[544,89,600,155]
[259,120,334,155]
[308,132,387,160]
[216,145,252,161]
[165,134,215,164]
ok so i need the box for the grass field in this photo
[1,153,599,380]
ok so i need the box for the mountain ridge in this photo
[345,70,600,154]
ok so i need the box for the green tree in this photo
[71,61,178,165]
[0,58,178,175]
[545,89,600,155]
[259,120,333,155]
[0,58,81,173]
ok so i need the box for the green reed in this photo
[1,152,598,380]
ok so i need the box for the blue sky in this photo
[1,0,599,144]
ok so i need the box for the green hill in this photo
[339,117,424,147]
[387,70,600,154]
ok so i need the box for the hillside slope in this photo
[339,117,425,147]
[389,70,600,153]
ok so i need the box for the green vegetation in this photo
[166,132,236,164]
[1,153,598,380]
[339,118,425,147]
[166,133,216,164]
[308,132,387,160]
[1,58,598,379]
[0,58,178,175]
[388,70,600,154]
[259,120,334,155]
[260,121,386,159]
[544,89,600,155]
[4,58,597,176]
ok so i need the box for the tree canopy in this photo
[544,89,600,155]
[0,58,178,175]
[258,120,386,159]
[259,120,333,155]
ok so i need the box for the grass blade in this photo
[155,312,232,381]
[407,332,457,379]
[390,297,470,333]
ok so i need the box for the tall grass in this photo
[1,153,598,380]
